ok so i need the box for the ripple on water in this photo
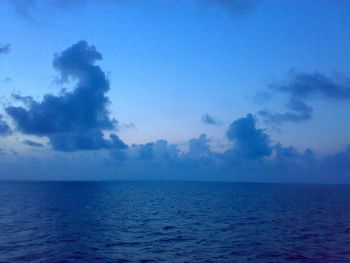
[0,182,349,262]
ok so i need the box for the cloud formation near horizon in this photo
[226,114,271,160]
[2,113,349,183]
[258,70,350,124]
[0,41,349,183]
[5,41,127,152]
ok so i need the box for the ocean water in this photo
[0,182,349,262]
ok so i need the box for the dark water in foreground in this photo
[0,182,349,262]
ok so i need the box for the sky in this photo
[0,0,349,183]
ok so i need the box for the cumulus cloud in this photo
[272,144,316,169]
[6,41,127,152]
[226,114,272,159]
[257,70,350,124]
[201,113,222,125]
[187,134,212,158]
[131,140,179,161]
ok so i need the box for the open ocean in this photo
[0,181,349,262]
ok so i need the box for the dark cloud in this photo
[226,114,272,159]
[23,140,44,147]
[0,44,10,55]
[273,144,316,167]
[271,70,350,100]
[257,70,350,125]
[259,98,313,124]
[6,41,127,152]
[201,113,222,125]
[0,115,12,136]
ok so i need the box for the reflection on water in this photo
[0,181,349,262]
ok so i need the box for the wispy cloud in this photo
[7,0,260,20]
[0,44,10,55]
[201,113,222,125]
[259,98,313,124]
[23,140,44,147]
[257,70,350,125]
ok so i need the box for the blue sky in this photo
[0,0,349,182]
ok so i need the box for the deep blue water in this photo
[0,182,349,262]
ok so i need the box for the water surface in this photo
[0,181,349,262]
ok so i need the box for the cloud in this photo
[0,115,12,136]
[225,114,272,160]
[322,145,350,172]
[6,41,127,152]
[0,44,10,55]
[257,70,350,125]
[272,144,316,168]
[7,0,125,19]
[8,0,259,20]
[201,113,222,125]
[23,140,44,147]
[271,70,350,100]
[187,134,212,158]
[120,122,136,129]
[10,0,36,19]
[132,139,179,161]
[259,98,313,124]
[0,77,12,83]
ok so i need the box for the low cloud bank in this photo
[2,113,349,183]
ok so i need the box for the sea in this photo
[0,181,349,262]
